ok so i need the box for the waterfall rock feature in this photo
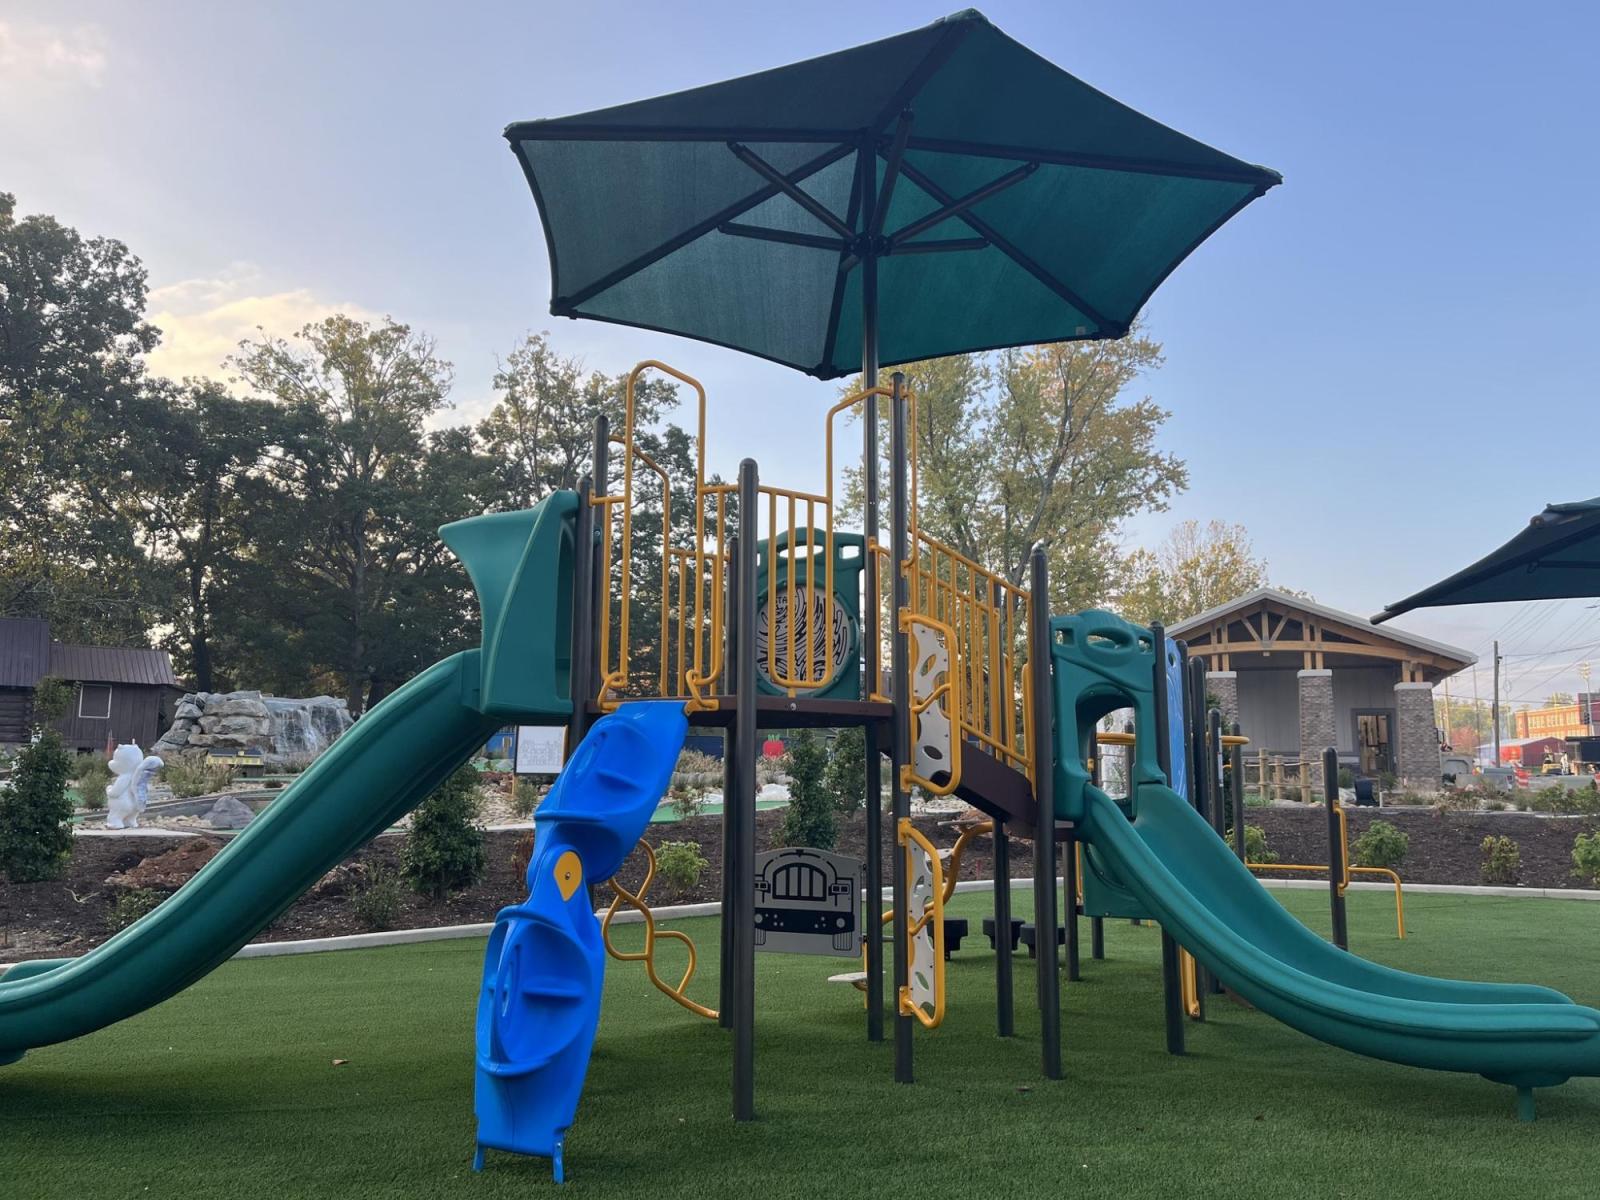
[154,691,353,767]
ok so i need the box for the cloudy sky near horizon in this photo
[4,1,1597,708]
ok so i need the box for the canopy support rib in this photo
[719,223,848,252]
[887,161,1038,247]
[871,110,915,240]
[896,158,1120,334]
[728,142,853,238]
[554,142,853,312]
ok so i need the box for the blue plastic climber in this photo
[473,702,688,1182]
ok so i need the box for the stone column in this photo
[1394,682,1439,793]
[1297,669,1335,793]
[1206,670,1239,727]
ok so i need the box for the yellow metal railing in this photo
[602,842,718,1019]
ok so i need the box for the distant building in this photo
[1513,695,1600,741]
[1169,588,1475,790]
[0,618,181,752]
[1481,735,1567,769]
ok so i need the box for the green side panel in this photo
[0,652,503,1058]
[440,492,578,719]
[753,528,864,700]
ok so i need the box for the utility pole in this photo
[1492,640,1502,766]
[1581,662,1592,729]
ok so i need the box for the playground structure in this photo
[6,9,1600,1190]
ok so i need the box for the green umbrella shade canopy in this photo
[504,9,1280,379]
[1375,497,1600,622]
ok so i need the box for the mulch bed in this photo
[4,805,1595,965]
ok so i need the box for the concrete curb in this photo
[6,877,1595,974]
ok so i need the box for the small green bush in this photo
[71,752,112,809]
[669,784,706,822]
[1571,832,1600,888]
[1352,820,1409,869]
[0,730,74,882]
[31,676,76,723]
[1235,824,1276,865]
[404,765,486,899]
[106,888,164,932]
[780,729,835,850]
[352,866,405,930]
[654,840,709,893]
[511,778,543,819]
[1337,766,1355,789]
[824,726,867,813]
[162,758,235,798]
[1480,835,1521,886]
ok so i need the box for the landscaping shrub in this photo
[1337,766,1355,790]
[756,752,790,787]
[511,778,543,819]
[780,729,835,850]
[31,676,76,723]
[654,840,709,893]
[163,758,236,798]
[0,723,74,883]
[106,888,165,933]
[1571,832,1600,888]
[1352,820,1409,869]
[824,726,867,813]
[352,866,405,930]
[71,752,112,809]
[670,784,706,821]
[1234,824,1276,865]
[1522,786,1600,816]
[1480,835,1521,886]
[404,765,486,899]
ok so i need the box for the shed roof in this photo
[0,618,51,688]
[49,642,180,687]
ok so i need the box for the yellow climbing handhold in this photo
[554,850,583,901]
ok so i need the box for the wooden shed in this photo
[0,618,181,752]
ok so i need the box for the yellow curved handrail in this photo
[601,842,718,1019]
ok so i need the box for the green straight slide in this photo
[0,494,580,1064]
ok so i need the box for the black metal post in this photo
[1028,543,1062,1079]
[860,141,886,1046]
[1206,706,1226,995]
[731,461,759,1121]
[1089,737,1105,960]
[1230,722,1247,863]
[993,820,1014,1035]
[567,473,597,754]
[590,418,610,710]
[1324,746,1349,952]
[718,535,740,1029]
[1149,622,1185,1056]
[888,374,914,1084]
[1184,653,1211,1012]
[1062,825,1080,982]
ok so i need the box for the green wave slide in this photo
[1055,610,1600,1119]
[0,493,581,1065]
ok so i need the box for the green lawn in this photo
[4,889,1600,1199]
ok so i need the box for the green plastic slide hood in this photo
[441,492,579,719]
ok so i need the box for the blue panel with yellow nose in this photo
[473,702,687,1182]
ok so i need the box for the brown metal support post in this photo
[861,221,885,1042]
[731,461,759,1120]
[719,534,740,1029]
[567,472,597,755]
[1230,722,1247,863]
[1028,543,1062,1078]
[1324,746,1349,951]
[889,374,914,1084]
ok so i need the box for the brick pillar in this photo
[1207,670,1239,726]
[1297,669,1335,793]
[1394,682,1439,792]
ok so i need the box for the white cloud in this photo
[0,20,108,89]
[145,263,379,384]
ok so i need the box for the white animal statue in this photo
[105,744,164,830]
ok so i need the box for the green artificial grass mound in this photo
[3,890,1599,1199]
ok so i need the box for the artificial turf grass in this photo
[3,889,1600,1200]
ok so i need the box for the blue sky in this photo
[3,1,1596,707]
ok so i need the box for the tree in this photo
[133,380,279,690]
[780,729,835,849]
[403,764,487,899]
[0,192,162,643]
[1118,519,1270,626]
[824,725,867,814]
[229,315,482,712]
[0,676,76,882]
[846,327,1187,611]
[1545,692,1575,708]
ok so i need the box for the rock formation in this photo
[153,690,352,767]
